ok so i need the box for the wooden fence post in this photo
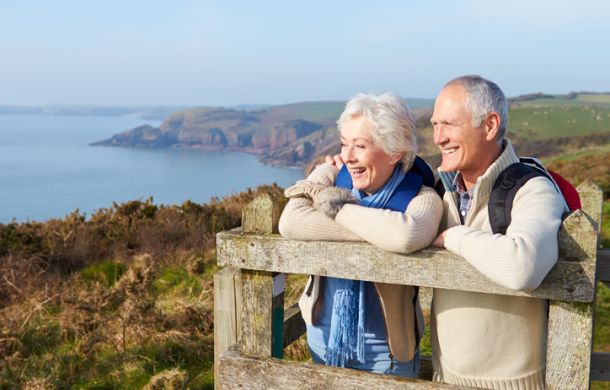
[545,181,603,389]
[214,267,242,390]
[240,194,287,358]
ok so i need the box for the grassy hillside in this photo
[258,98,434,127]
[508,105,610,139]
[259,101,346,126]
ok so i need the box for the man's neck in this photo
[461,175,479,191]
[461,144,503,191]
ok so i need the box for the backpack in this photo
[436,157,581,235]
[488,158,580,235]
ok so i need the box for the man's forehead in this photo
[432,88,469,118]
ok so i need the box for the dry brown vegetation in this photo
[0,185,287,389]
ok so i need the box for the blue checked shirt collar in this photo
[453,173,474,224]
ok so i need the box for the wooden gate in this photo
[214,181,609,389]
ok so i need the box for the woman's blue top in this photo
[306,277,419,377]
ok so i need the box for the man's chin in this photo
[440,160,460,173]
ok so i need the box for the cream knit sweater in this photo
[432,140,568,390]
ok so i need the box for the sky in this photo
[1,0,609,106]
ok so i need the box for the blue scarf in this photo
[325,164,407,367]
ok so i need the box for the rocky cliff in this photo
[92,100,435,167]
[92,104,336,166]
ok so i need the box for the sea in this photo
[0,114,304,223]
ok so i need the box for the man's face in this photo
[431,84,492,180]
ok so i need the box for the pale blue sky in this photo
[1,0,609,106]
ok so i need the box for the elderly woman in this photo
[279,93,443,377]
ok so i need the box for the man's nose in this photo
[433,125,447,145]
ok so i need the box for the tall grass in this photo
[0,185,283,389]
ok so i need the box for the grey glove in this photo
[284,180,328,200]
[313,187,358,219]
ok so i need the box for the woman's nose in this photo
[341,147,355,162]
[341,146,354,162]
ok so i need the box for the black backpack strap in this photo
[489,163,546,235]
[435,179,446,198]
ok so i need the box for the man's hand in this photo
[432,230,447,248]
[325,154,344,169]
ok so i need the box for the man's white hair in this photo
[337,92,418,170]
[445,75,509,140]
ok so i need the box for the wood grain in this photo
[213,267,242,390]
[219,343,486,390]
[545,183,601,389]
[546,301,595,389]
[217,228,597,302]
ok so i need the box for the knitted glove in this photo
[313,187,358,219]
[284,180,328,200]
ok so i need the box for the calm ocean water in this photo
[0,114,304,223]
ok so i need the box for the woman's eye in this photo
[356,144,366,149]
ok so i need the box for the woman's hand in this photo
[325,154,345,169]
[313,187,358,219]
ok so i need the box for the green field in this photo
[261,101,346,125]
[508,104,610,139]
[513,93,610,107]
[577,93,610,105]
[259,97,434,127]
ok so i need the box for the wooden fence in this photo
[214,181,609,389]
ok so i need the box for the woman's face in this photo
[340,115,401,195]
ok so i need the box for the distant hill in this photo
[92,98,434,167]
[91,93,610,170]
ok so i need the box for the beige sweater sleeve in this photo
[444,176,567,291]
[279,163,444,254]
[335,186,443,253]
[279,163,362,242]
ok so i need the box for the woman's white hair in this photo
[337,92,418,171]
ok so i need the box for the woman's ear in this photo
[389,152,403,165]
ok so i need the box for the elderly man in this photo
[430,75,567,389]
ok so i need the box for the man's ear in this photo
[484,112,501,141]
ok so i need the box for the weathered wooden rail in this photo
[214,181,609,389]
